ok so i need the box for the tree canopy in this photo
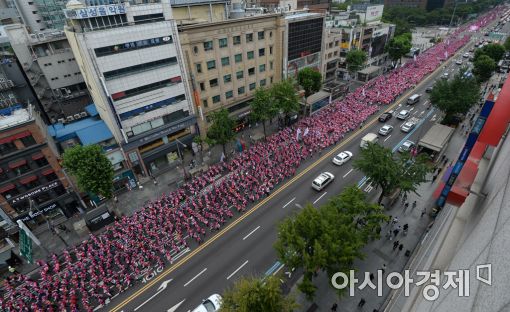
[353,143,432,204]
[473,54,496,83]
[271,79,300,116]
[345,49,367,76]
[219,276,296,312]
[474,43,506,63]
[430,67,481,120]
[206,108,236,155]
[297,68,323,97]
[274,186,387,300]
[385,34,412,66]
[62,144,114,199]
[250,87,278,138]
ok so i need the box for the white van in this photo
[407,94,421,105]
[360,133,379,149]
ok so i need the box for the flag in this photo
[413,54,417,62]
[220,152,225,162]
[362,88,366,96]
[296,128,302,141]
[444,51,448,59]
[303,127,309,137]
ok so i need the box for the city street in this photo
[107,44,470,312]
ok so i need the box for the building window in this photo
[200,82,205,91]
[238,86,245,95]
[235,54,242,63]
[22,177,40,190]
[249,82,256,90]
[233,36,241,45]
[248,67,255,76]
[225,90,233,99]
[21,135,36,147]
[270,61,274,70]
[259,48,265,57]
[0,141,17,155]
[246,33,253,42]
[221,57,230,66]
[259,64,266,73]
[203,41,213,51]
[94,36,173,57]
[236,71,244,79]
[260,79,267,87]
[196,63,202,73]
[103,57,178,80]
[202,99,208,107]
[218,38,228,48]
[207,60,216,70]
[270,31,273,38]
[270,46,273,55]
[224,74,232,83]
[270,76,273,84]
[34,157,48,167]
[45,172,58,182]
[111,77,182,101]
[212,95,221,103]
[0,186,19,200]
[209,78,218,88]
[258,31,265,40]
[247,51,254,60]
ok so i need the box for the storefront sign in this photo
[64,4,126,19]
[10,181,60,204]
[14,203,59,222]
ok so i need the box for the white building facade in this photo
[65,0,196,177]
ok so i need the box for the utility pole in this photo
[448,0,458,35]
[30,199,69,248]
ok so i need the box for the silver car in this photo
[398,140,415,153]
[396,110,410,120]
[400,121,416,133]
[378,124,394,136]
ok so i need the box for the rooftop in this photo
[0,107,33,131]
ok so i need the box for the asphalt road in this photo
[108,40,473,312]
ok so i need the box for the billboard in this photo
[365,5,384,23]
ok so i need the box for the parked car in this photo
[396,110,410,120]
[378,112,392,122]
[312,172,335,191]
[332,151,353,165]
[463,52,470,58]
[192,294,222,312]
[425,86,433,93]
[378,124,394,136]
[398,140,415,153]
[400,121,416,133]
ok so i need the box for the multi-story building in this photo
[248,0,331,11]
[0,0,21,25]
[170,0,229,23]
[179,13,282,133]
[4,24,90,123]
[11,0,66,32]
[0,104,84,232]
[322,27,342,82]
[283,11,325,79]
[64,0,196,177]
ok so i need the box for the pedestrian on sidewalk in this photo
[370,273,375,281]
[412,201,417,210]
[421,208,427,218]
[392,217,399,225]
[381,264,387,274]
[331,303,338,311]
[393,240,400,250]
[358,298,366,308]
[398,244,404,252]
[403,202,409,212]
[393,227,401,238]
[432,175,438,183]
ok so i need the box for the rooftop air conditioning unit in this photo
[58,118,65,123]
[66,115,74,122]
[79,112,88,118]
[73,113,81,120]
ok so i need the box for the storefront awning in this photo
[31,153,44,160]
[0,130,31,145]
[8,159,27,169]
[19,175,37,185]
[478,84,510,146]
[0,184,15,193]
[41,168,54,176]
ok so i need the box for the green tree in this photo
[250,88,278,138]
[274,186,387,299]
[345,49,367,79]
[298,68,323,97]
[504,37,510,51]
[474,43,506,63]
[353,143,432,204]
[62,144,114,199]
[271,79,300,123]
[473,54,496,83]
[385,34,412,67]
[220,275,296,312]
[206,108,236,156]
[430,67,481,121]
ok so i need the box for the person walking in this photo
[358,298,366,308]
[398,244,404,252]
[393,240,400,250]
[421,208,427,218]
[412,201,417,210]
[393,227,401,238]
[381,264,387,274]
[370,273,375,281]
[403,223,409,236]
[331,303,338,311]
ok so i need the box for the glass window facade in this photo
[287,18,323,61]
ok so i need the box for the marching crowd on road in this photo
[0,9,499,312]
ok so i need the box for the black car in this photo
[378,112,392,122]
[425,86,433,93]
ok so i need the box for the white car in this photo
[312,172,335,191]
[441,72,449,80]
[463,52,470,58]
[400,121,416,133]
[378,124,394,136]
[396,110,410,120]
[398,140,415,153]
[332,151,353,165]
[455,59,463,65]
[192,294,222,312]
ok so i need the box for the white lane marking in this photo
[243,226,261,240]
[134,279,173,311]
[295,203,303,209]
[167,299,186,312]
[313,192,327,205]
[364,182,374,193]
[171,247,190,264]
[273,263,285,276]
[184,268,207,287]
[227,260,249,280]
[384,134,392,142]
[343,169,353,178]
[282,197,296,209]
